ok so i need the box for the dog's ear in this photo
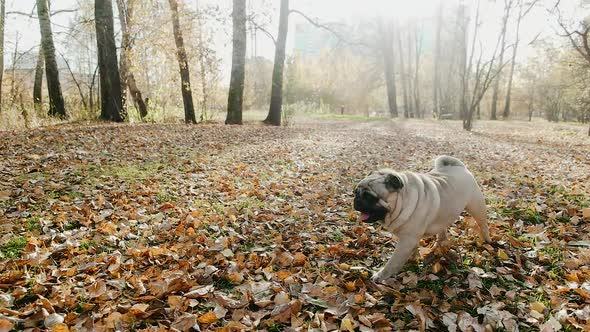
[384,174,403,191]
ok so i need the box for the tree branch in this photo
[289,9,349,45]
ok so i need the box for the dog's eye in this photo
[363,192,377,202]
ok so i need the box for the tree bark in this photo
[33,45,44,114]
[490,0,512,120]
[116,0,147,119]
[226,0,246,125]
[433,3,442,119]
[168,0,196,124]
[264,0,289,126]
[380,19,398,118]
[37,0,67,119]
[0,0,4,110]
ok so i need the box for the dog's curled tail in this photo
[434,155,465,169]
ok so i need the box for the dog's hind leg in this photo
[465,192,492,243]
[434,231,451,252]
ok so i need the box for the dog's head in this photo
[353,169,404,223]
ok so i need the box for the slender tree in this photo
[264,0,289,126]
[503,0,538,119]
[226,0,246,125]
[95,0,125,121]
[33,46,44,114]
[413,24,423,118]
[397,27,409,118]
[0,0,5,110]
[168,0,196,124]
[490,0,514,120]
[116,0,147,119]
[37,0,67,118]
[379,19,398,118]
[433,3,443,119]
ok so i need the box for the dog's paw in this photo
[371,270,388,284]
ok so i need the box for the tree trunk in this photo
[196,0,209,122]
[0,0,4,110]
[33,45,44,114]
[226,0,246,125]
[168,0,196,124]
[380,19,398,118]
[95,0,125,121]
[502,0,523,119]
[413,25,422,118]
[433,3,442,119]
[264,0,289,126]
[116,0,147,119]
[397,28,409,118]
[490,1,511,120]
[406,28,415,118]
[37,0,67,119]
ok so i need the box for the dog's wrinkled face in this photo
[353,170,404,223]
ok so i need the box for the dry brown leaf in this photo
[197,312,218,325]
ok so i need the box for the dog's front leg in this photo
[372,236,420,283]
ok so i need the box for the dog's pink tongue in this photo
[359,213,371,221]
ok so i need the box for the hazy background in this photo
[4,0,583,83]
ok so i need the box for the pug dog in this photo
[353,155,492,283]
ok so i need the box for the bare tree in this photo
[264,0,289,126]
[412,23,423,118]
[405,26,415,118]
[168,0,196,124]
[33,46,43,114]
[397,27,410,118]
[433,3,443,119]
[0,0,4,110]
[117,0,148,119]
[556,8,590,135]
[502,0,538,119]
[490,0,514,120]
[463,0,507,131]
[226,0,246,125]
[37,0,67,118]
[378,18,398,118]
[95,0,125,121]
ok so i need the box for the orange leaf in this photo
[344,281,356,292]
[197,312,218,325]
[276,270,291,280]
[51,323,70,332]
[158,202,176,210]
[0,319,14,332]
[293,252,307,266]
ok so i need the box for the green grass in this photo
[63,221,82,231]
[332,231,344,242]
[26,217,41,232]
[0,236,27,259]
[156,192,176,204]
[79,240,96,251]
[214,277,235,290]
[108,162,164,181]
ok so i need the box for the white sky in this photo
[3,0,588,83]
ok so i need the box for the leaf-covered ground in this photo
[0,119,589,332]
